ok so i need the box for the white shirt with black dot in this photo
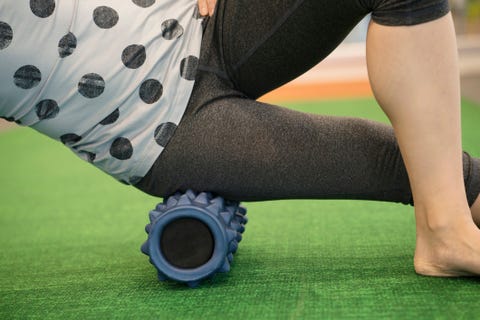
[0,0,204,185]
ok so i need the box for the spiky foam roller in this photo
[141,189,247,287]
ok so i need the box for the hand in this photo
[198,0,217,17]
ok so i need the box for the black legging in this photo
[135,0,480,206]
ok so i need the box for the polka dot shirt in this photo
[0,0,204,185]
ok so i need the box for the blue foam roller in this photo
[141,189,247,287]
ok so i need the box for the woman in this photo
[1,0,479,277]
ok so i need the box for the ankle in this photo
[415,202,472,232]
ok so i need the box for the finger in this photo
[198,0,208,16]
[207,0,216,16]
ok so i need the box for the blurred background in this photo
[452,0,480,103]
[451,0,480,34]
[260,0,480,104]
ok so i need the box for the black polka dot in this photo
[121,45,146,69]
[110,137,133,160]
[93,6,119,29]
[0,22,13,50]
[30,0,56,18]
[161,19,184,40]
[139,79,162,104]
[79,151,96,163]
[1,116,15,122]
[132,0,155,8]
[58,32,77,58]
[60,133,82,145]
[100,108,120,125]
[35,99,59,120]
[154,122,177,147]
[78,73,105,98]
[14,65,41,89]
[180,56,198,81]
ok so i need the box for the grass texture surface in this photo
[1,98,479,319]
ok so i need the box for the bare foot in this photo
[414,214,480,277]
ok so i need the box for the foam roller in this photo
[141,189,247,287]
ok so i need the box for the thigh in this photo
[221,0,370,98]
[136,92,480,205]
[135,94,413,204]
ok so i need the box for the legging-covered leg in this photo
[136,71,479,206]
[139,86,412,203]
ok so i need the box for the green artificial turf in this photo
[0,98,479,319]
